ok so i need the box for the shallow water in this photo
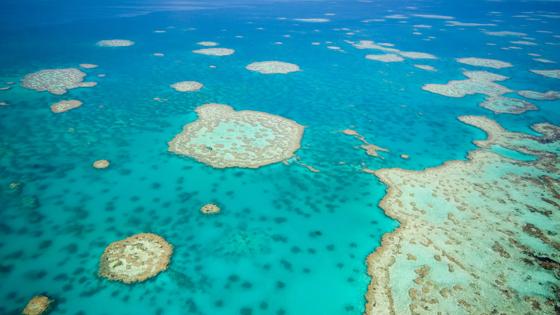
[1,0,559,314]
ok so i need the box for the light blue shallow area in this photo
[490,145,538,162]
[0,0,559,314]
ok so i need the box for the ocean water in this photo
[0,0,559,314]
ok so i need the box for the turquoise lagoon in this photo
[1,0,559,314]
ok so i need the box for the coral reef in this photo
[365,54,404,62]
[456,57,513,69]
[246,61,301,74]
[342,129,388,158]
[50,100,82,113]
[99,233,173,283]
[531,69,560,79]
[92,160,110,169]
[22,295,53,315]
[518,90,560,101]
[96,39,134,47]
[22,68,96,95]
[422,71,511,98]
[170,81,203,92]
[480,96,537,114]
[192,48,235,56]
[168,104,304,168]
[365,116,560,315]
[200,203,220,214]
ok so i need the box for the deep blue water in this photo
[1,0,559,314]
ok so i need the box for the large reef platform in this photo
[365,116,560,314]
[168,104,304,168]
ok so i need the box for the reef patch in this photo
[168,104,304,168]
[99,233,172,283]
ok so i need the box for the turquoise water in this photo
[1,1,559,314]
[490,145,538,161]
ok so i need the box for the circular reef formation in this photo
[99,233,173,283]
[22,68,96,95]
[168,104,304,168]
[22,295,53,315]
[170,81,203,92]
[246,61,301,74]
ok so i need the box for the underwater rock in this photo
[480,96,537,114]
[50,100,82,113]
[170,81,203,92]
[168,104,304,168]
[200,203,220,214]
[92,160,110,169]
[246,61,301,74]
[22,295,53,315]
[99,233,172,283]
[456,57,513,69]
[192,48,235,56]
[96,39,134,47]
[365,116,560,315]
[22,68,96,95]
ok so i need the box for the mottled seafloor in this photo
[1,0,559,314]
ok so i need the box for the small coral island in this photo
[99,233,173,283]
[365,116,560,314]
[168,104,304,168]
[22,295,53,315]
[246,61,301,74]
[200,203,221,214]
